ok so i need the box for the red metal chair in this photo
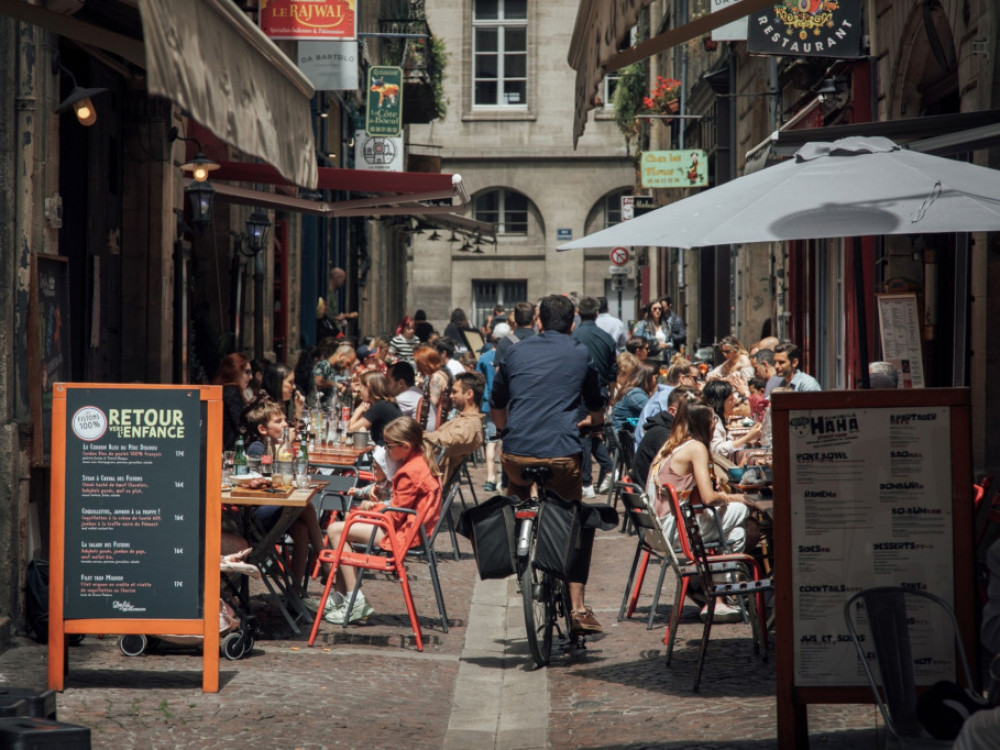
[307,489,440,651]
[661,482,772,691]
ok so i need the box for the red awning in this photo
[211,162,460,196]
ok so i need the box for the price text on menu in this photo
[63,388,203,619]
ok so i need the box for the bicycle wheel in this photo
[554,577,574,641]
[522,553,555,667]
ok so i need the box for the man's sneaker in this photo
[571,607,603,634]
[596,474,613,494]
[483,481,497,492]
[582,484,596,499]
[700,599,743,623]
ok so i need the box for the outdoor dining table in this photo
[221,482,325,635]
[308,443,372,469]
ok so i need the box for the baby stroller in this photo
[118,550,258,661]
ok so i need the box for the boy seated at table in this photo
[244,400,330,600]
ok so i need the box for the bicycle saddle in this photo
[520,466,553,486]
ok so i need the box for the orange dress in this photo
[378,452,442,552]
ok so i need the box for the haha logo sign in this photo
[748,0,863,58]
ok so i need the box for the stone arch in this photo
[888,2,959,119]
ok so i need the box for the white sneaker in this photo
[700,599,743,623]
[322,592,348,623]
[582,484,596,499]
[596,474,613,494]
[326,592,374,624]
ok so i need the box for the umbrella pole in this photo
[852,237,871,389]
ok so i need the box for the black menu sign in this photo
[63,387,203,619]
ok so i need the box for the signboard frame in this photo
[48,383,223,693]
[365,66,404,137]
[771,388,973,748]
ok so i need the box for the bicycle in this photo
[513,465,584,668]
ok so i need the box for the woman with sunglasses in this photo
[701,380,760,461]
[706,335,754,398]
[632,302,670,357]
[213,353,254,451]
[321,416,442,624]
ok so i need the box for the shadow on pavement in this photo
[563,638,777,698]
[66,668,239,690]
[580,727,884,750]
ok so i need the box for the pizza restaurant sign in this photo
[747,0,863,59]
[259,0,357,41]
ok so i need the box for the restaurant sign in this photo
[354,130,404,172]
[747,0,863,59]
[641,150,708,189]
[365,66,403,137]
[259,0,357,41]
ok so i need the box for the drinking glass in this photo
[222,451,235,490]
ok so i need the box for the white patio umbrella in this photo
[557,136,1000,251]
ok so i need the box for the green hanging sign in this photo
[365,66,404,137]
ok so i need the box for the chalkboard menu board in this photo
[62,387,204,619]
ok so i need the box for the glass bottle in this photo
[260,436,273,478]
[295,439,309,488]
[233,437,248,476]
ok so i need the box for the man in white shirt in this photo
[387,361,423,418]
[595,296,627,351]
[437,338,467,378]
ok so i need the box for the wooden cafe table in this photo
[221,482,324,635]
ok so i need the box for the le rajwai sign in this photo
[747,0,863,59]
[259,0,357,41]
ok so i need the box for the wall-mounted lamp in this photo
[168,127,220,182]
[54,63,108,127]
[245,209,271,254]
[185,180,215,233]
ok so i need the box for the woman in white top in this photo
[632,302,670,356]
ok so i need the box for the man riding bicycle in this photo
[489,294,606,634]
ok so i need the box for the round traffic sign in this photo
[610,247,630,266]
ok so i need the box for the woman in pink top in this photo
[322,417,442,625]
[646,400,753,553]
[646,400,754,621]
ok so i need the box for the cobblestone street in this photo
[0,460,888,749]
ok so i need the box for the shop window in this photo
[474,189,529,235]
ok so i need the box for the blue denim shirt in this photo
[490,331,606,458]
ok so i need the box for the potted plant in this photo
[612,62,647,148]
[643,76,682,116]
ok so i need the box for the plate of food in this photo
[229,472,264,485]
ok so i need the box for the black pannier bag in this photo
[532,490,585,580]
[457,495,518,579]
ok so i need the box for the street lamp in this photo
[185,180,215,233]
[168,127,220,182]
[245,209,271,255]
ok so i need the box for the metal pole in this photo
[853,237,870,388]
[254,250,266,360]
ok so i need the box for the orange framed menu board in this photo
[48,383,222,692]
[770,388,973,749]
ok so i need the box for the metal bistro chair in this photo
[843,587,976,748]
[610,426,636,518]
[617,481,743,636]
[308,486,447,651]
[664,483,771,691]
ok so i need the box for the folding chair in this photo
[308,487,444,651]
[618,481,739,634]
[663,483,771,691]
[611,426,636,519]
[844,587,975,748]
[311,472,359,523]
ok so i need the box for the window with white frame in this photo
[474,189,529,235]
[472,0,528,108]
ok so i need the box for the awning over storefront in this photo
[0,0,317,189]
[140,0,316,188]
[766,109,1000,157]
[568,0,773,146]
[197,163,470,218]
